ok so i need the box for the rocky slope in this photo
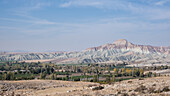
[0,77,170,96]
[0,39,169,64]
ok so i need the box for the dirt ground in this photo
[0,77,170,96]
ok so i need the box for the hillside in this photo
[0,77,170,96]
[0,39,169,64]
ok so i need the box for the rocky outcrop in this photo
[0,39,169,64]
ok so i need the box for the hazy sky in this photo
[0,0,170,52]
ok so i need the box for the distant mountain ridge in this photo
[0,39,170,64]
[85,39,170,54]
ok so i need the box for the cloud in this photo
[59,0,170,20]
[149,10,170,20]
[1,16,170,51]
[33,2,51,9]
[0,18,57,25]
[0,0,170,51]
[1,1,55,25]
[9,1,51,19]
[2,17,169,36]
[155,0,168,6]
[60,1,72,7]
[32,20,57,25]
[59,0,128,10]
[60,0,102,8]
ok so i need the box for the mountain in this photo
[0,39,170,64]
[86,39,169,54]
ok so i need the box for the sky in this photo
[0,0,170,52]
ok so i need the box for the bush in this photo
[56,77,62,80]
[127,81,132,83]
[74,78,80,81]
[162,86,170,92]
[90,80,93,82]
[92,86,104,91]
[139,78,144,80]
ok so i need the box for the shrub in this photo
[134,85,147,93]
[92,86,104,91]
[74,78,80,81]
[162,86,170,92]
[127,81,132,83]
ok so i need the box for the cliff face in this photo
[0,39,170,64]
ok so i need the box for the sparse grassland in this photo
[0,77,169,96]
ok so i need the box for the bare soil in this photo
[0,77,170,96]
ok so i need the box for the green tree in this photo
[112,75,115,82]
[106,75,110,83]
[86,75,88,81]
[6,72,11,80]
[147,72,152,77]
[40,73,43,79]
[50,73,55,80]
[153,73,157,77]
[139,69,144,77]
[3,73,7,80]
[40,73,46,79]
[66,72,69,81]
[10,72,15,80]
[93,75,97,82]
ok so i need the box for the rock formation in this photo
[0,39,169,64]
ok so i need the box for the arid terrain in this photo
[1,39,170,64]
[1,0,170,96]
[0,77,170,96]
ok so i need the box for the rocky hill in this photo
[0,39,169,64]
[0,77,170,96]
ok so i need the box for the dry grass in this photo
[0,77,170,96]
